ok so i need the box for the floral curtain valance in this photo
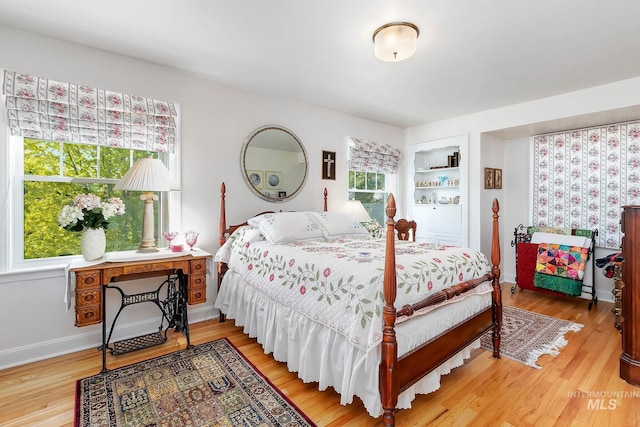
[532,121,640,248]
[2,69,177,153]
[349,137,401,174]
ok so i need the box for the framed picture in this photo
[247,170,263,189]
[484,168,494,189]
[278,191,287,198]
[494,168,503,189]
[322,150,336,180]
[265,171,282,190]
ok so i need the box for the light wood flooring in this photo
[1,285,638,427]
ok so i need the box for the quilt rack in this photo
[511,224,598,310]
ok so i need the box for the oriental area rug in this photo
[75,338,316,427]
[480,305,583,369]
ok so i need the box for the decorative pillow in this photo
[248,212,324,244]
[306,211,370,237]
[214,226,264,263]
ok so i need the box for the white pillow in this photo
[248,212,325,244]
[214,226,264,263]
[306,211,370,237]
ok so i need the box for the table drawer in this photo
[188,287,206,305]
[76,288,102,307]
[188,273,206,305]
[75,271,102,289]
[75,305,102,326]
[190,258,206,274]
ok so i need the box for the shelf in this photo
[414,203,462,207]
[415,167,460,173]
[416,185,459,189]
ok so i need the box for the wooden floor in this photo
[1,286,638,427]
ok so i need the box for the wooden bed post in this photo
[380,193,398,427]
[491,198,502,358]
[323,187,328,211]
[218,182,228,322]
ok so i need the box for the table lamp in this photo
[114,157,174,252]
[341,199,371,222]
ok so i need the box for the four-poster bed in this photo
[214,182,502,426]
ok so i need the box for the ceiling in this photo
[2,0,640,129]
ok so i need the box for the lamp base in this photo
[137,246,159,253]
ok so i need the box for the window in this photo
[348,170,389,225]
[347,137,401,225]
[17,138,168,261]
[1,69,179,270]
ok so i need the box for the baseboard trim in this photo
[0,305,217,370]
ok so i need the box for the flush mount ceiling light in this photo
[373,22,420,62]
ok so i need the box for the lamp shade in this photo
[373,22,419,62]
[341,200,371,222]
[114,158,176,191]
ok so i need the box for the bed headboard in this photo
[218,182,328,247]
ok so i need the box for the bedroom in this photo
[1,1,640,425]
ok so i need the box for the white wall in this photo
[0,25,403,369]
[405,78,640,304]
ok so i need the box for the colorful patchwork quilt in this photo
[535,243,589,280]
[533,243,589,296]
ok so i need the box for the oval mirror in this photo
[241,125,308,202]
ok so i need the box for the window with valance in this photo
[347,137,400,225]
[1,69,179,264]
[532,120,640,248]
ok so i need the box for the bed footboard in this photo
[379,196,502,427]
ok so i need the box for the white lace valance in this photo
[532,121,640,248]
[349,137,400,174]
[2,69,177,153]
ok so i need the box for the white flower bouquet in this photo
[58,193,125,232]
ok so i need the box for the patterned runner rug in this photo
[75,338,316,426]
[480,305,583,369]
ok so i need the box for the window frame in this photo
[347,169,398,225]
[2,135,180,272]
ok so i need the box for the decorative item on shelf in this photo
[439,197,449,204]
[115,157,177,253]
[448,151,460,168]
[454,195,461,204]
[57,193,126,261]
[185,230,199,251]
[437,176,448,186]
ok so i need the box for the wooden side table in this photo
[69,251,211,372]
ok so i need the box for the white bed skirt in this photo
[214,270,492,418]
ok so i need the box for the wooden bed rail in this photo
[380,195,502,427]
[396,273,493,318]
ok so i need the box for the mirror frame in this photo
[241,125,308,202]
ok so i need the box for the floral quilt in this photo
[218,226,491,351]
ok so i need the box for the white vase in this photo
[81,228,106,261]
